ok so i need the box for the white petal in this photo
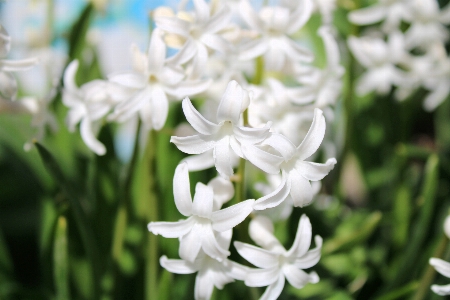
[200,224,230,260]
[239,39,269,61]
[286,0,313,34]
[149,86,169,130]
[286,214,312,258]
[281,37,314,63]
[253,173,290,210]
[109,88,149,123]
[195,269,215,300]
[248,215,284,251]
[235,241,279,269]
[296,158,336,181]
[181,151,215,171]
[172,79,212,99]
[160,65,185,86]
[260,274,285,300]
[217,80,244,124]
[430,258,450,278]
[225,260,249,281]
[233,123,271,145]
[155,16,190,37]
[1,57,39,72]
[179,224,203,262]
[282,265,318,289]
[262,133,296,160]
[288,170,313,207]
[63,60,79,93]
[171,135,216,154]
[204,5,232,34]
[160,255,197,274]
[214,135,233,178]
[166,39,197,65]
[318,26,340,69]
[293,236,323,269]
[173,162,193,217]
[239,0,263,31]
[241,144,282,175]
[182,97,220,135]
[80,118,106,155]
[192,183,214,219]
[348,6,386,25]
[193,0,210,24]
[431,284,450,296]
[423,84,450,112]
[296,108,326,161]
[200,33,230,53]
[208,176,234,209]
[211,199,254,232]
[148,217,194,238]
[216,229,233,251]
[147,28,166,74]
[190,42,209,79]
[108,72,146,89]
[265,42,285,71]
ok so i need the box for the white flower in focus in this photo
[348,0,410,33]
[108,29,210,131]
[430,258,450,295]
[253,108,336,210]
[348,32,407,95]
[238,0,314,71]
[148,162,254,263]
[63,60,129,155]
[235,215,322,300]
[155,0,232,79]
[171,80,279,178]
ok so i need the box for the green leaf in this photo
[68,3,94,62]
[393,184,411,249]
[54,216,69,300]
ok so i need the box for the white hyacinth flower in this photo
[253,108,336,210]
[148,162,254,263]
[430,258,450,295]
[63,60,129,155]
[155,0,232,79]
[238,0,314,71]
[348,32,407,95]
[235,215,322,300]
[171,80,280,178]
[108,28,211,131]
[160,229,248,300]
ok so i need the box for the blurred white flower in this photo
[148,162,254,263]
[235,215,322,300]
[238,0,314,71]
[430,258,450,296]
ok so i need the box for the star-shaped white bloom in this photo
[348,32,407,95]
[253,108,336,210]
[171,80,279,178]
[235,215,322,300]
[160,229,248,300]
[63,60,129,155]
[155,0,232,79]
[430,258,450,295]
[108,28,211,131]
[148,162,254,263]
[238,0,314,71]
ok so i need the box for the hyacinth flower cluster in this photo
[348,0,450,111]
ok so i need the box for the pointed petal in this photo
[214,135,233,178]
[233,123,271,145]
[1,57,39,72]
[217,80,244,124]
[109,72,146,89]
[160,255,197,274]
[431,284,450,296]
[204,5,232,34]
[148,218,194,238]
[239,0,263,31]
[200,33,230,53]
[241,144,282,174]
[173,162,193,217]
[211,199,254,232]
[171,134,216,154]
[147,28,166,73]
[283,265,318,289]
[288,170,313,207]
[260,274,285,300]
[430,258,450,278]
[262,133,296,160]
[166,39,197,65]
[296,108,326,160]
[182,97,220,135]
[239,38,268,61]
[181,151,215,171]
[172,79,212,99]
[155,16,190,37]
[234,241,279,269]
[208,176,234,209]
[64,60,79,93]
[226,260,249,281]
[296,158,337,181]
[192,182,214,219]
[286,214,312,258]
[80,118,106,155]
[150,85,169,130]
[109,88,149,123]
[293,236,323,269]
[201,225,231,261]
[195,269,215,300]
[248,215,284,251]
[265,42,286,71]
[179,224,203,262]
[190,42,209,79]
[193,0,210,24]
[286,0,313,34]
[348,6,386,25]
[318,26,340,69]
[253,173,290,210]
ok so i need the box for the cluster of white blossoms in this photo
[348,0,450,111]
[429,215,450,295]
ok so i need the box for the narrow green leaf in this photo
[393,184,411,249]
[68,3,94,61]
[54,216,69,300]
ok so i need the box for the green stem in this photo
[413,233,449,300]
